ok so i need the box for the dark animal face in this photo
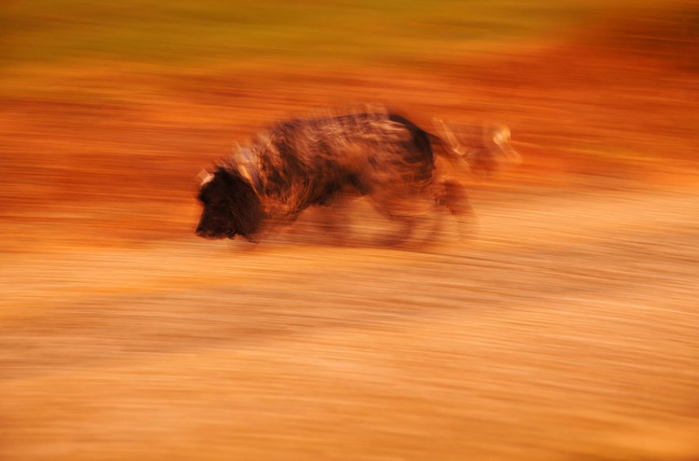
[196,167,263,241]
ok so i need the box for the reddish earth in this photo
[1,21,699,460]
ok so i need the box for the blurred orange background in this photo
[1,1,698,459]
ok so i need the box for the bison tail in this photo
[428,118,472,173]
[429,118,521,177]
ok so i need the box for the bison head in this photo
[196,167,263,241]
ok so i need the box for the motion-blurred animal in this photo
[196,109,518,243]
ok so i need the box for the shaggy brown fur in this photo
[196,109,518,243]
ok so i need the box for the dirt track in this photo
[2,182,699,460]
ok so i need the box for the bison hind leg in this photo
[435,179,476,240]
[367,190,447,248]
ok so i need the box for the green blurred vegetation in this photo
[0,0,663,68]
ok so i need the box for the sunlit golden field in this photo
[1,0,699,459]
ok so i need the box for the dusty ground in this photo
[2,13,699,460]
[2,182,699,460]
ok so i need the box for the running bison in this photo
[196,108,519,244]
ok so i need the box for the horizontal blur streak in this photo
[1,0,699,460]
